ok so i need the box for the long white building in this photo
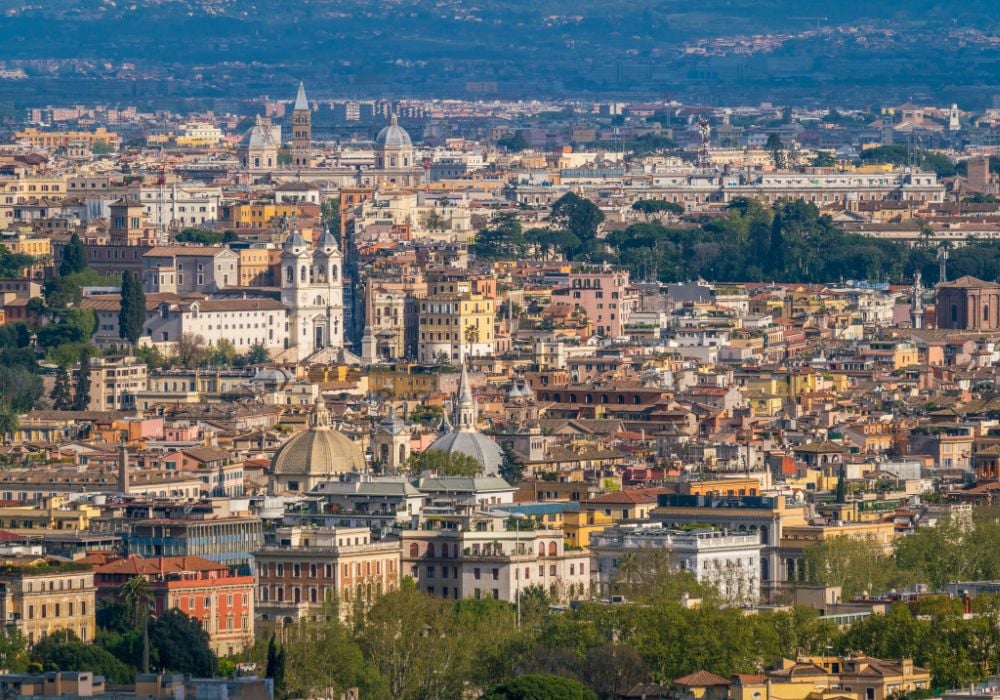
[589,523,763,607]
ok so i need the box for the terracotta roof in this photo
[587,488,667,505]
[673,670,731,687]
[938,275,1000,289]
[94,554,227,576]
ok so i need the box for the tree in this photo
[803,535,907,600]
[0,244,34,278]
[121,575,154,673]
[632,199,684,221]
[580,644,650,700]
[835,463,847,504]
[208,339,238,367]
[550,193,604,259]
[277,605,386,699]
[72,347,92,411]
[91,140,116,155]
[175,333,208,368]
[407,449,482,476]
[240,343,270,366]
[810,150,837,167]
[357,584,475,700]
[32,633,131,683]
[321,198,341,234]
[50,367,74,410]
[0,369,42,414]
[480,674,598,700]
[424,209,447,232]
[149,609,217,677]
[176,228,225,245]
[119,271,146,348]
[475,214,527,259]
[0,627,26,672]
[0,403,20,445]
[497,131,531,152]
[500,443,525,485]
[60,233,88,277]
[766,134,785,169]
[610,550,720,605]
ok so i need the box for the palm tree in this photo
[122,576,154,673]
[0,405,19,446]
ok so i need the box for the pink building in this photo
[565,268,634,337]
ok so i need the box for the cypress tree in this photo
[73,348,92,411]
[118,271,146,348]
[51,367,73,410]
[265,633,277,679]
[60,233,87,277]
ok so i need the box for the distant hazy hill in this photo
[0,0,997,104]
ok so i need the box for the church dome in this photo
[425,364,503,477]
[270,399,365,488]
[427,430,503,477]
[240,116,280,149]
[375,115,412,149]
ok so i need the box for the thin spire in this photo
[455,363,478,431]
[294,81,309,111]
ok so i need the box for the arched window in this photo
[285,266,293,283]
[426,542,436,557]
[538,543,545,557]
[548,541,557,556]
[300,265,307,281]
[409,543,418,558]
[331,266,338,280]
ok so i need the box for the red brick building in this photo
[92,555,255,656]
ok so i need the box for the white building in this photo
[145,298,289,352]
[279,228,345,360]
[589,523,763,607]
[129,182,222,229]
[401,513,590,603]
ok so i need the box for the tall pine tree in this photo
[50,367,73,410]
[118,271,146,348]
[73,348,92,411]
[60,233,87,277]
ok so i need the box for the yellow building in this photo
[14,128,119,150]
[743,390,785,417]
[417,288,495,363]
[367,365,459,400]
[1,175,69,202]
[0,558,96,645]
[2,233,51,259]
[758,654,930,700]
[176,123,224,147]
[562,509,614,548]
[221,202,303,230]
[0,496,99,532]
[237,247,276,287]
[681,477,762,497]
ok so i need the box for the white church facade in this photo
[279,227,345,359]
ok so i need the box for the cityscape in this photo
[3,2,1000,700]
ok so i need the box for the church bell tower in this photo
[291,81,312,168]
